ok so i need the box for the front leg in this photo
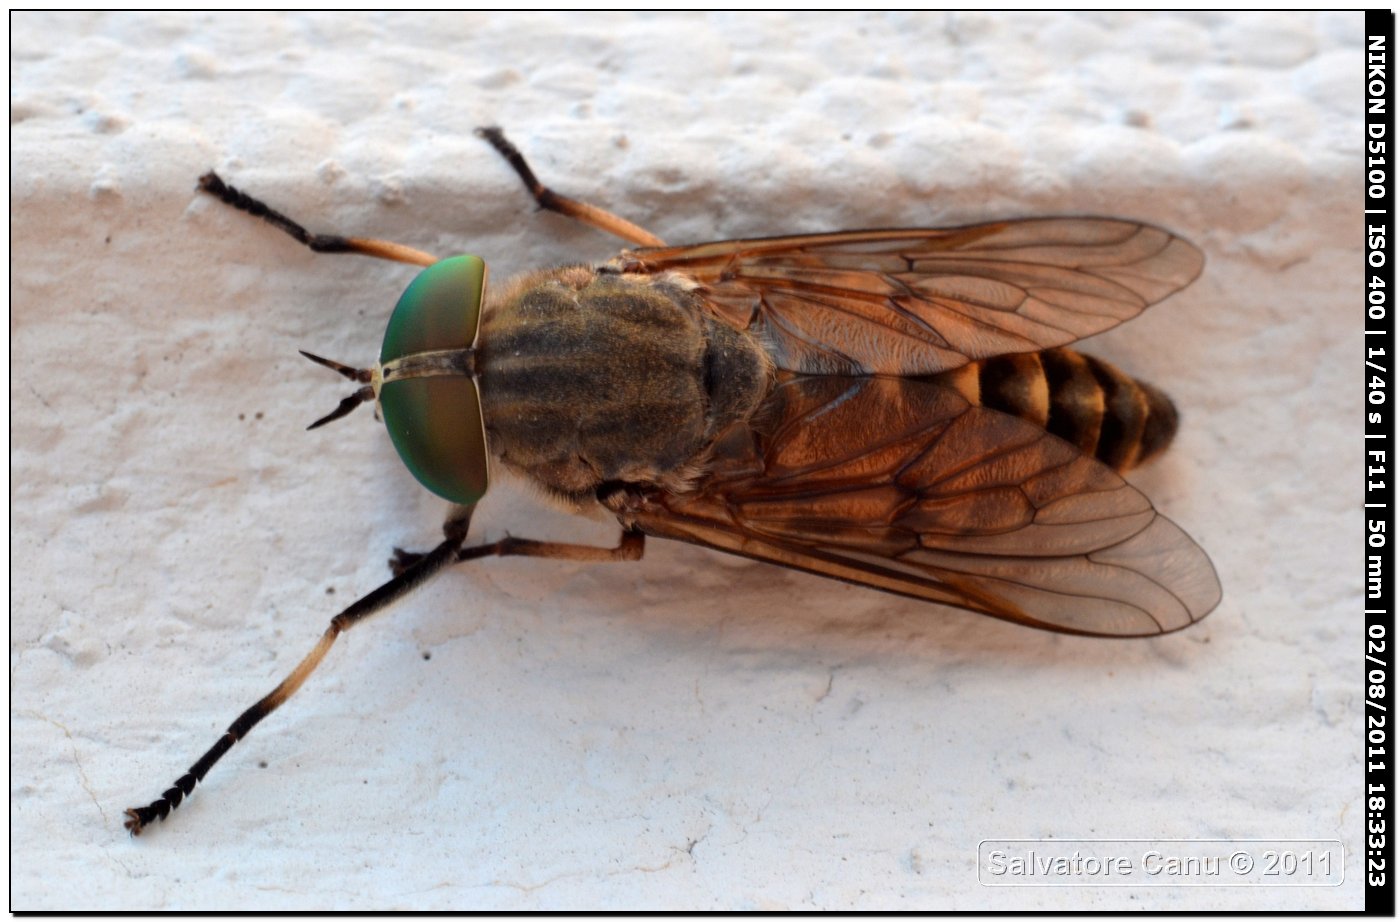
[198,172,440,267]
[124,505,475,835]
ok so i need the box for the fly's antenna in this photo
[300,350,374,430]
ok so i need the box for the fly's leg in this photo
[123,506,474,836]
[390,527,645,576]
[124,514,645,836]
[475,126,667,248]
[388,547,428,577]
[457,527,646,564]
[197,172,439,267]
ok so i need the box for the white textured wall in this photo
[12,11,1362,910]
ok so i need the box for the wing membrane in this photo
[618,219,1203,375]
[631,375,1220,636]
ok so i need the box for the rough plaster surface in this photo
[11,11,1363,910]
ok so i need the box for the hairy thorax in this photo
[476,266,771,504]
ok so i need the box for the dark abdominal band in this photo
[974,347,1178,473]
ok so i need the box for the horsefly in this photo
[124,127,1220,834]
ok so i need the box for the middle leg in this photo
[475,127,667,248]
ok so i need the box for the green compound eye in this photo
[380,255,486,364]
[378,255,489,506]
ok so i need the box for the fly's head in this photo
[303,254,491,507]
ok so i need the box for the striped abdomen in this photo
[937,348,1179,473]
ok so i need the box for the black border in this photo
[1365,8,1395,916]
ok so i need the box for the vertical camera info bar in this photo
[1367,9,1395,916]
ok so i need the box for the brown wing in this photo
[630,375,1220,636]
[616,218,1203,375]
